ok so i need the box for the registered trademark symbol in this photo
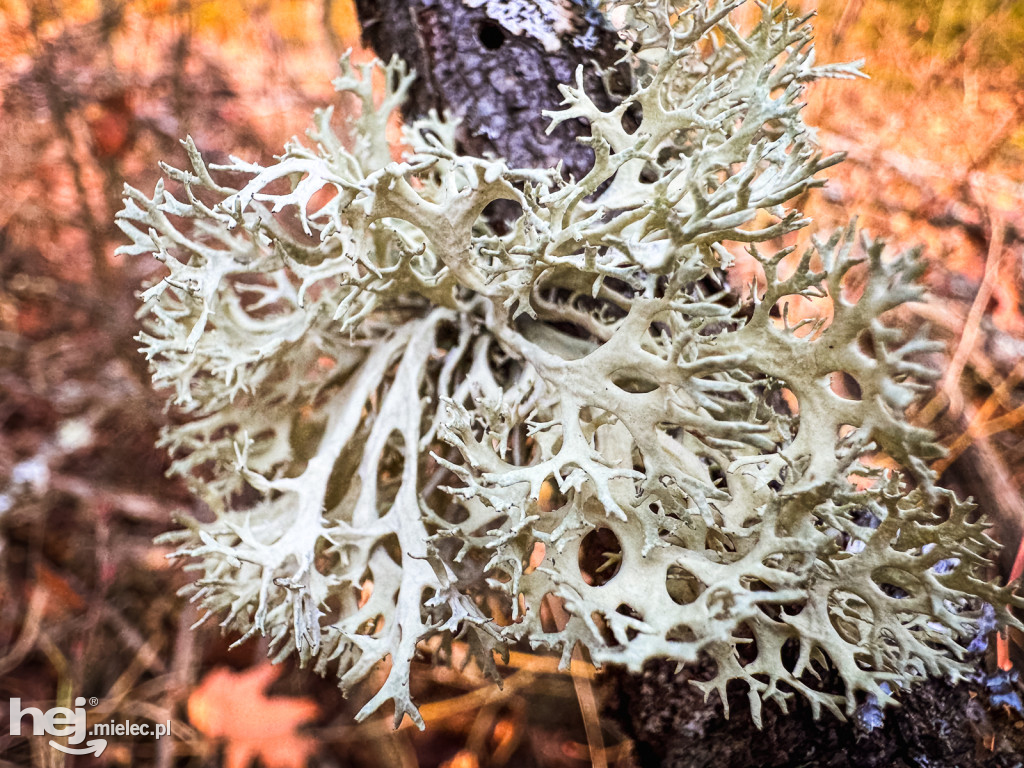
[88,697,98,707]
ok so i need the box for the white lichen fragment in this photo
[120,0,1023,730]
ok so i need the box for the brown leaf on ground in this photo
[188,662,320,768]
[441,749,480,768]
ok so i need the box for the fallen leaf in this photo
[85,92,135,160]
[188,663,320,768]
[34,563,85,620]
[441,750,479,768]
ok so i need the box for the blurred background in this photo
[0,0,1022,765]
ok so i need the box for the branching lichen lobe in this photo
[119,0,1023,729]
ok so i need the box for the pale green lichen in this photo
[118,0,1022,728]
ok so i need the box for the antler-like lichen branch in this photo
[122,0,1022,729]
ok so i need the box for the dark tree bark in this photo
[352,0,628,181]
[351,3,1024,766]
[608,659,1024,768]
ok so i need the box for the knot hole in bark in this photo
[478,21,506,50]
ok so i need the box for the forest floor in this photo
[0,1,1023,766]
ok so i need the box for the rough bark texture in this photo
[608,660,1024,768]
[353,0,628,181]
[352,3,1024,766]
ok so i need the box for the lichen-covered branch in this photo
[120,0,1022,729]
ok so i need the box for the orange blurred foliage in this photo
[188,663,320,768]
[441,749,480,768]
